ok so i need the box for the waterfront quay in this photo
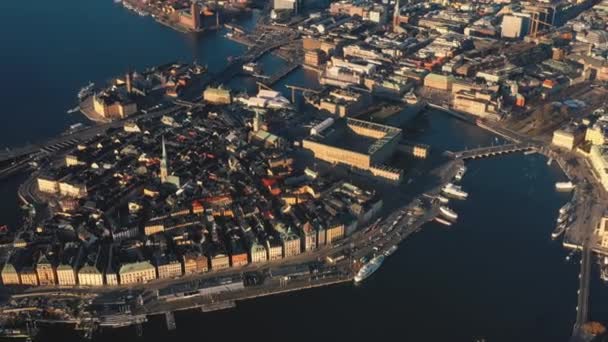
[119,0,253,34]
[1,154,461,337]
[432,95,607,340]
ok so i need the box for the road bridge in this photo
[445,143,539,160]
[262,63,300,87]
[570,246,592,342]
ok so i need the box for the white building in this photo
[501,14,530,39]
[589,145,608,191]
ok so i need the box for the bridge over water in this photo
[444,143,540,160]
[570,246,591,342]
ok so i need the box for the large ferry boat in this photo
[354,255,385,283]
[454,165,467,182]
[441,183,468,199]
[555,181,575,192]
[439,206,458,220]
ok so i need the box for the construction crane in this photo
[285,85,321,104]
[528,11,553,38]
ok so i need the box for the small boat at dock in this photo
[437,195,449,204]
[559,202,572,215]
[384,245,398,257]
[555,181,575,192]
[439,206,458,220]
[442,183,468,199]
[435,217,452,226]
[551,222,567,239]
[66,106,80,114]
[243,62,262,74]
[77,81,95,101]
[454,165,466,181]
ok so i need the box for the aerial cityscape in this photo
[2,0,608,340]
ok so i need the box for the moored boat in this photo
[555,181,575,191]
[435,217,452,226]
[384,245,398,257]
[551,222,567,239]
[437,195,449,204]
[454,165,467,181]
[354,255,385,283]
[559,202,572,215]
[439,206,458,220]
[441,183,468,199]
[243,62,262,74]
[557,212,569,224]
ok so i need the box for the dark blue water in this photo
[0,0,248,148]
[0,1,605,341]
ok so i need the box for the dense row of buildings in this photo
[90,62,206,120]
[292,0,601,122]
[4,98,384,287]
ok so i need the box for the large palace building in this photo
[302,118,403,182]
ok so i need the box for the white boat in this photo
[559,202,572,215]
[551,222,567,239]
[437,195,449,204]
[66,106,80,114]
[441,183,468,199]
[557,213,568,224]
[454,165,467,181]
[77,82,95,100]
[439,206,458,220]
[403,90,425,106]
[601,257,608,282]
[354,255,385,283]
[243,62,262,74]
[601,267,608,283]
[384,245,398,257]
[435,217,452,226]
[555,181,575,192]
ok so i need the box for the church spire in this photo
[160,136,168,183]
[393,0,401,32]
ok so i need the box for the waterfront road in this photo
[571,246,592,342]
[1,104,183,167]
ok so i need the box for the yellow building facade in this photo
[56,265,77,286]
[157,261,183,279]
[1,264,20,285]
[78,266,104,286]
[119,261,156,285]
[250,243,268,263]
